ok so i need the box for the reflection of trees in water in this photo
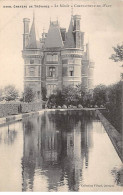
[22,111,93,192]
[48,111,80,132]
[22,158,35,192]
[111,167,123,186]
[24,120,34,135]
[47,110,95,132]
[22,117,42,191]
[3,125,17,145]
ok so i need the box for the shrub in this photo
[78,104,83,108]
[57,106,61,109]
[24,86,35,103]
[62,104,67,109]
[4,85,19,101]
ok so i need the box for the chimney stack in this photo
[73,15,81,48]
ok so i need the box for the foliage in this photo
[47,81,122,133]
[109,44,123,62]
[24,86,35,103]
[4,85,19,101]
[108,43,123,133]
[48,85,93,107]
[102,82,122,134]
[93,84,108,106]
[62,85,80,106]
[47,89,63,108]
[76,84,94,107]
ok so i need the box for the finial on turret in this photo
[33,10,35,22]
[71,6,74,17]
[71,0,74,17]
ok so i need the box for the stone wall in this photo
[96,109,122,162]
[0,103,19,117]
[21,102,42,113]
[0,102,42,118]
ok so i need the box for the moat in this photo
[0,110,122,191]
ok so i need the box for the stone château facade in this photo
[22,14,94,100]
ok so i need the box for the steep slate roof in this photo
[27,16,37,49]
[44,21,63,48]
[65,17,75,48]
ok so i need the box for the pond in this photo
[0,110,122,191]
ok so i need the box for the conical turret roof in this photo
[27,14,37,49]
[65,17,75,48]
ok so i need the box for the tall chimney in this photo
[73,15,81,48]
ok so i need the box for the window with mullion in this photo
[49,67,56,77]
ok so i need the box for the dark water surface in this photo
[0,110,122,191]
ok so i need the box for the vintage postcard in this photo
[0,0,122,192]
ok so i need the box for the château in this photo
[22,14,94,100]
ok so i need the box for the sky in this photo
[0,0,123,92]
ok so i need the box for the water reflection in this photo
[0,124,18,145]
[0,110,122,191]
[22,111,95,191]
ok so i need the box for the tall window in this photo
[30,59,34,64]
[69,67,74,76]
[70,70,73,76]
[49,67,56,77]
[30,67,35,76]
[47,84,56,96]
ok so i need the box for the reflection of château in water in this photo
[21,111,94,191]
[22,13,94,99]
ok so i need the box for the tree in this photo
[62,85,79,106]
[47,85,80,107]
[4,85,19,101]
[109,43,123,134]
[110,44,123,62]
[104,82,122,134]
[24,86,35,103]
[93,84,107,106]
